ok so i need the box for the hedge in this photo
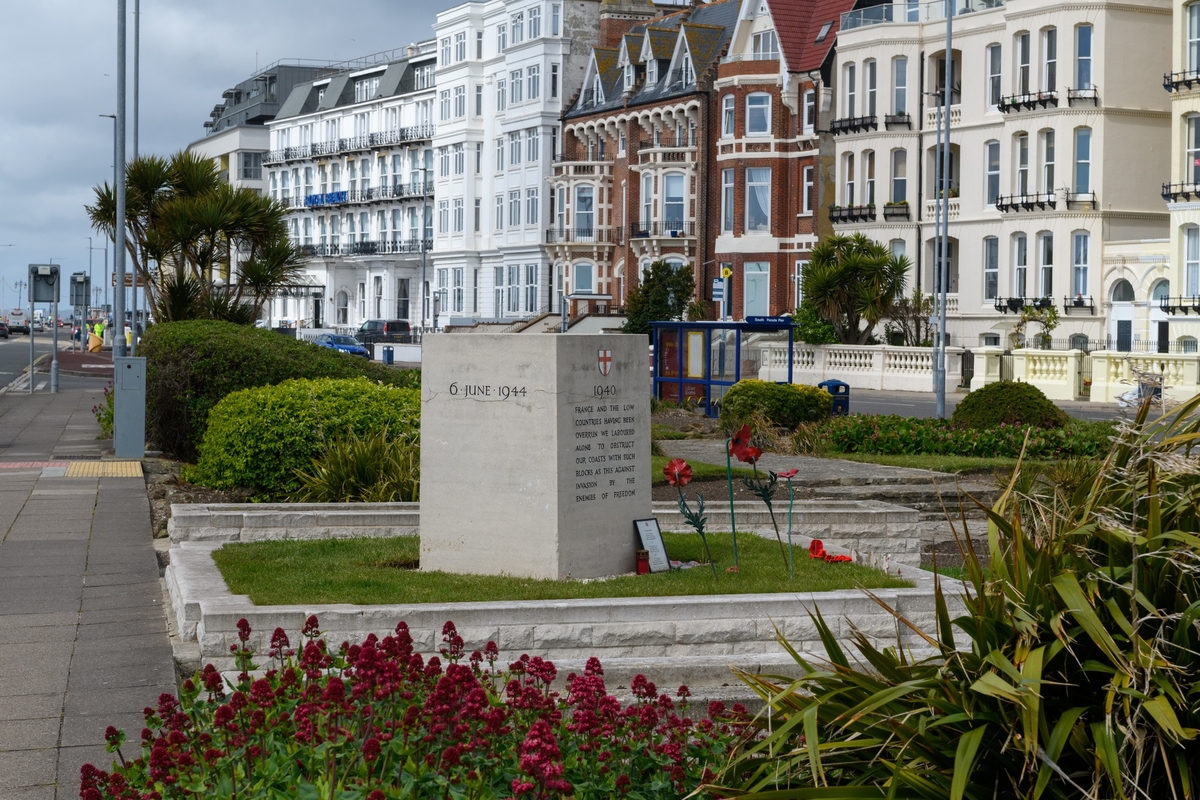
[719,380,831,430]
[184,377,420,498]
[827,414,1113,460]
[139,320,419,461]
[951,380,1067,430]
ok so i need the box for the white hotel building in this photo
[429,0,602,325]
[264,43,438,329]
[830,0,1172,350]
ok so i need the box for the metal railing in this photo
[629,221,695,237]
[1067,86,1100,106]
[1165,69,1200,92]
[997,91,1058,112]
[884,113,912,128]
[882,203,911,220]
[1159,295,1200,315]
[299,239,431,258]
[830,205,877,223]
[1063,295,1096,314]
[993,296,1053,314]
[841,0,1003,30]
[545,227,623,244]
[1162,183,1200,202]
[830,115,878,135]
[995,192,1057,212]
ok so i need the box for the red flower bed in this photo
[80,617,746,799]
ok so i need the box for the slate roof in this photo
[274,50,435,122]
[768,0,856,74]
[566,0,738,119]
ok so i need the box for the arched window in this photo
[1013,233,1028,298]
[1181,336,1199,353]
[892,57,908,115]
[1041,27,1057,91]
[574,185,594,235]
[746,92,771,134]
[843,63,856,117]
[641,173,654,227]
[335,290,349,325]
[1015,133,1030,196]
[1187,115,1200,185]
[986,43,1002,106]
[1073,127,1092,193]
[803,89,817,133]
[1152,279,1171,301]
[863,150,876,204]
[890,149,907,203]
[1072,230,1090,296]
[1111,279,1135,302]
[1069,333,1089,351]
[864,59,877,116]
[1075,24,1093,89]
[1014,32,1030,94]
[983,236,999,300]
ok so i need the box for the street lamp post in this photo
[421,166,429,331]
[114,0,127,359]
[933,0,956,419]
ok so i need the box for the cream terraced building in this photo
[1160,0,1200,352]
[829,0,1172,351]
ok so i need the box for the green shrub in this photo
[291,427,420,503]
[826,414,1112,460]
[139,320,419,461]
[719,380,831,431]
[185,377,419,498]
[951,380,1067,430]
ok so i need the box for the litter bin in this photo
[818,379,850,416]
[382,346,394,366]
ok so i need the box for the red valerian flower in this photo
[663,458,693,488]
[777,468,799,480]
[728,424,752,460]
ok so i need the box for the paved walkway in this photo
[0,387,174,799]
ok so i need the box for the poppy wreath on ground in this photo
[80,617,747,800]
[808,539,853,564]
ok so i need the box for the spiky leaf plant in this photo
[707,395,1200,799]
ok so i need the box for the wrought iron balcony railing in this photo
[830,115,878,135]
[629,221,695,238]
[995,192,1057,212]
[544,227,623,245]
[1162,182,1200,202]
[1159,295,1200,315]
[1164,70,1200,92]
[997,91,1058,113]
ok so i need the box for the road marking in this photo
[34,381,46,391]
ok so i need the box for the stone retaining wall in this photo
[169,500,920,568]
[165,540,961,688]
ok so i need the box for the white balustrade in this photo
[1089,351,1200,403]
[1012,349,1082,400]
[758,343,963,392]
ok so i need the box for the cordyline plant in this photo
[81,617,748,799]
[664,458,718,578]
[707,394,1200,799]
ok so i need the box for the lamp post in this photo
[421,165,429,331]
[932,0,955,419]
[113,0,128,359]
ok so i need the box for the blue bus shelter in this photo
[650,317,795,418]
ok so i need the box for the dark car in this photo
[354,320,412,352]
[313,333,371,359]
[0,322,8,339]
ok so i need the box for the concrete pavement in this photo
[0,386,175,799]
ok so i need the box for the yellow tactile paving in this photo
[65,461,144,478]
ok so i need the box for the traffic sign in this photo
[110,272,145,287]
[721,266,733,279]
[711,278,724,301]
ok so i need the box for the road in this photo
[0,333,109,394]
[832,388,1121,422]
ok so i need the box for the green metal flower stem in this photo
[675,485,718,579]
[785,479,795,580]
[725,439,740,568]
[745,464,788,571]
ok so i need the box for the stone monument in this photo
[421,334,651,579]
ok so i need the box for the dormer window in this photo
[592,73,603,102]
[624,62,633,90]
[752,30,779,60]
[647,60,658,84]
[682,57,695,85]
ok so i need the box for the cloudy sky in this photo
[0,0,458,313]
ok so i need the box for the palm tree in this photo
[801,233,909,344]
[86,151,303,324]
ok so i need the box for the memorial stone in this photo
[421,334,652,579]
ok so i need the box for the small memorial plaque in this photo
[634,518,670,573]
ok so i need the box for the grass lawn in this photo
[650,454,756,485]
[213,532,911,606]
[827,452,1038,475]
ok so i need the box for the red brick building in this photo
[553,0,853,322]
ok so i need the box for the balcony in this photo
[830,115,877,136]
[1067,87,1099,107]
[1063,295,1096,315]
[312,141,339,157]
[545,227,623,245]
[551,160,613,179]
[840,0,1003,31]
[994,296,1052,314]
[997,91,1058,113]
[1162,183,1200,203]
[630,221,695,238]
[264,149,287,165]
[637,140,696,164]
[1165,70,1200,92]
[368,125,435,146]
[1066,191,1098,209]
[995,192,1057,212]
[884,113,912,129]
[925,105,961,129]
[338,135,373,153]
[882,202,911,221]
[299,239,431,259]
[926,197,960,220]
[830,205,876,224]
[304,191,349,208]
[1159,295,1200,315]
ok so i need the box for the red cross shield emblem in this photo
[597,349,612,376]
